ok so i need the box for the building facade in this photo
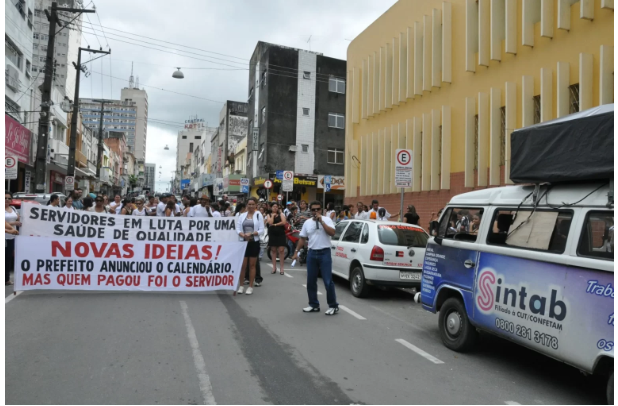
[120,87,148,162]
[344,0,614,222]
[247,41,347,204]
[176,118,216,192]
[144,163,156,193]
[80,98,137,144]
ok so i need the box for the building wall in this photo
[294,50,317,174]
[80,98,137,149]
[345,0,614,223]
[5,0,35,122]
[145,163,156,191]
[120,87,148,161]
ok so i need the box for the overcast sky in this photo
[79,0,397,192]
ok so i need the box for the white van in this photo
[417,182,613,403]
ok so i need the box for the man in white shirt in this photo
[109,194,122,214]
[291,200,339,316]
[354,202,369,220]
[156,194,169,217]
[367,199,400,221]
[188,195,221,217]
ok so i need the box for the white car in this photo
[330,220,429,298]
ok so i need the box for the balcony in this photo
[100,167,112,184]
[50,139,69,166]
[87,160,97,175]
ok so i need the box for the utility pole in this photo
[67,47,110,187]
[34,2,96,193]
[91,99,113,180]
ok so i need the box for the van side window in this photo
[578,211,614,260]
[486,209,573,254]
[438,207,483,242]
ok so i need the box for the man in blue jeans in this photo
[291,200,339,315]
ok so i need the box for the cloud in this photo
[80,0,397,192]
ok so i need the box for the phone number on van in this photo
[495,317,559,350]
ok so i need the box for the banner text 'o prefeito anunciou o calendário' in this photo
[14,236,247,292]
[19,203,238,242]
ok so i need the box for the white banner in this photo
[14,236,247,292]
[20,203,239,242]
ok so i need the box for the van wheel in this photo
[439,297,477,352]
[350,266,371,298]
[607,371,613,405]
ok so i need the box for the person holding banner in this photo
[132,198,149,216]
[88,196,109,213]
[63,196,75,211]
[110,194,123,214]
[236,197,265,295]
[47,194,60,207]
[5,192,21,285]
[146,196,158,216]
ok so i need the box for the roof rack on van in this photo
[510,103,613,209]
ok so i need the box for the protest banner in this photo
[14,236,247,292]
[20,203,238,242]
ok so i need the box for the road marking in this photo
[395,339,444,364]
[264,263,294,278]
[504,402,521,405]
[339,305,366,320]
[5,291,23,304]
[302,284,323,295]
[179,301,216,405]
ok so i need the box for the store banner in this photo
[317,175,345,190]
[14,236,246,292]
[5,114,32,164]
[20,203,239,242]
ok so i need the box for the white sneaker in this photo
[237,286,244,294]
[325,307,339,316]
[254,281,261,287]
[245,287,253,295]
[303,306,320,313]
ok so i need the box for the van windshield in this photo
[378,225,428,247]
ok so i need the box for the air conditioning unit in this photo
[288,145,298,152]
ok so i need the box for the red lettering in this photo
[201,245,213,260]
[82,275,91,285]
[44,274,50,285]
[145,244,150,259]
[122,244,134,259]
[172,275,180,287]
[186,276,193,287]
[117,275,124,286]
[185,245,200,260]
[105,243,122,259]
[75,242,89,257]
[148,275,155,286]
[89,242,108,257]
[34,274,44,285]
[153,244,164,259]
[222,275,228,285]
[51,241,71,257]
[166,245,177,260]
[205,276,213,286]
[228,275,234,286]
[105,275,116,286]
[215,275,222,286]
[98,275,106,285]
[23,273,33,285]
[177,245,184,260]
[199,276,205,287]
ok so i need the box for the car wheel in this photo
[438,297,477,352]
[349,266,371,298]
[607,371,614,405]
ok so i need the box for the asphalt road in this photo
[5,258,606,405]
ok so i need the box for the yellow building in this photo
[344,0,613,221]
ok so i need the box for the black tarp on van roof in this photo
[510,104,614,184]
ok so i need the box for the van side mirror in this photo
[434,237,443,245]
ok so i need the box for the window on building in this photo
[533,95,541,124]
[327,148,344,164]
[25,60,31,77]
[261,70,266,87]
[189,143,194,153]
[328,77,346,94]
[302,108,309,116]
[569,84,580,114]
[33,33,39,39]
[499,106,506,166]
[194,136,201,139]
[249,86,254,99]
[302,144,309,153]
[15,0,26,18]
[6,40,23,69]
[28,9,33,29]
[303,71,311,79]
[328,113,345,129]
[182,135,187,139]
[261,106,266,124]
[34,8,41,17]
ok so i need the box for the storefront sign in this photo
[184,118,205,130]
[253,177,267,186]
[271,174,317,187]
[317,175,345,190]
[202,173,215,187]
[53,171,65,185]
[180,179,190,190]
[24,170,31,192]
[5,114,32,164]
[214,178,224,195]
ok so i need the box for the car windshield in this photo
[378,224,428,247]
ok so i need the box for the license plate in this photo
[399,271,421,280]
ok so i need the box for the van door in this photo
[421,206,484,313]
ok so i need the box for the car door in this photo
[421,206,484,313]
[334,221,364,279]
[330,221,350,275]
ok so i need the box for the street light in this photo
[172,67,184,79]
[164,145,169,150]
